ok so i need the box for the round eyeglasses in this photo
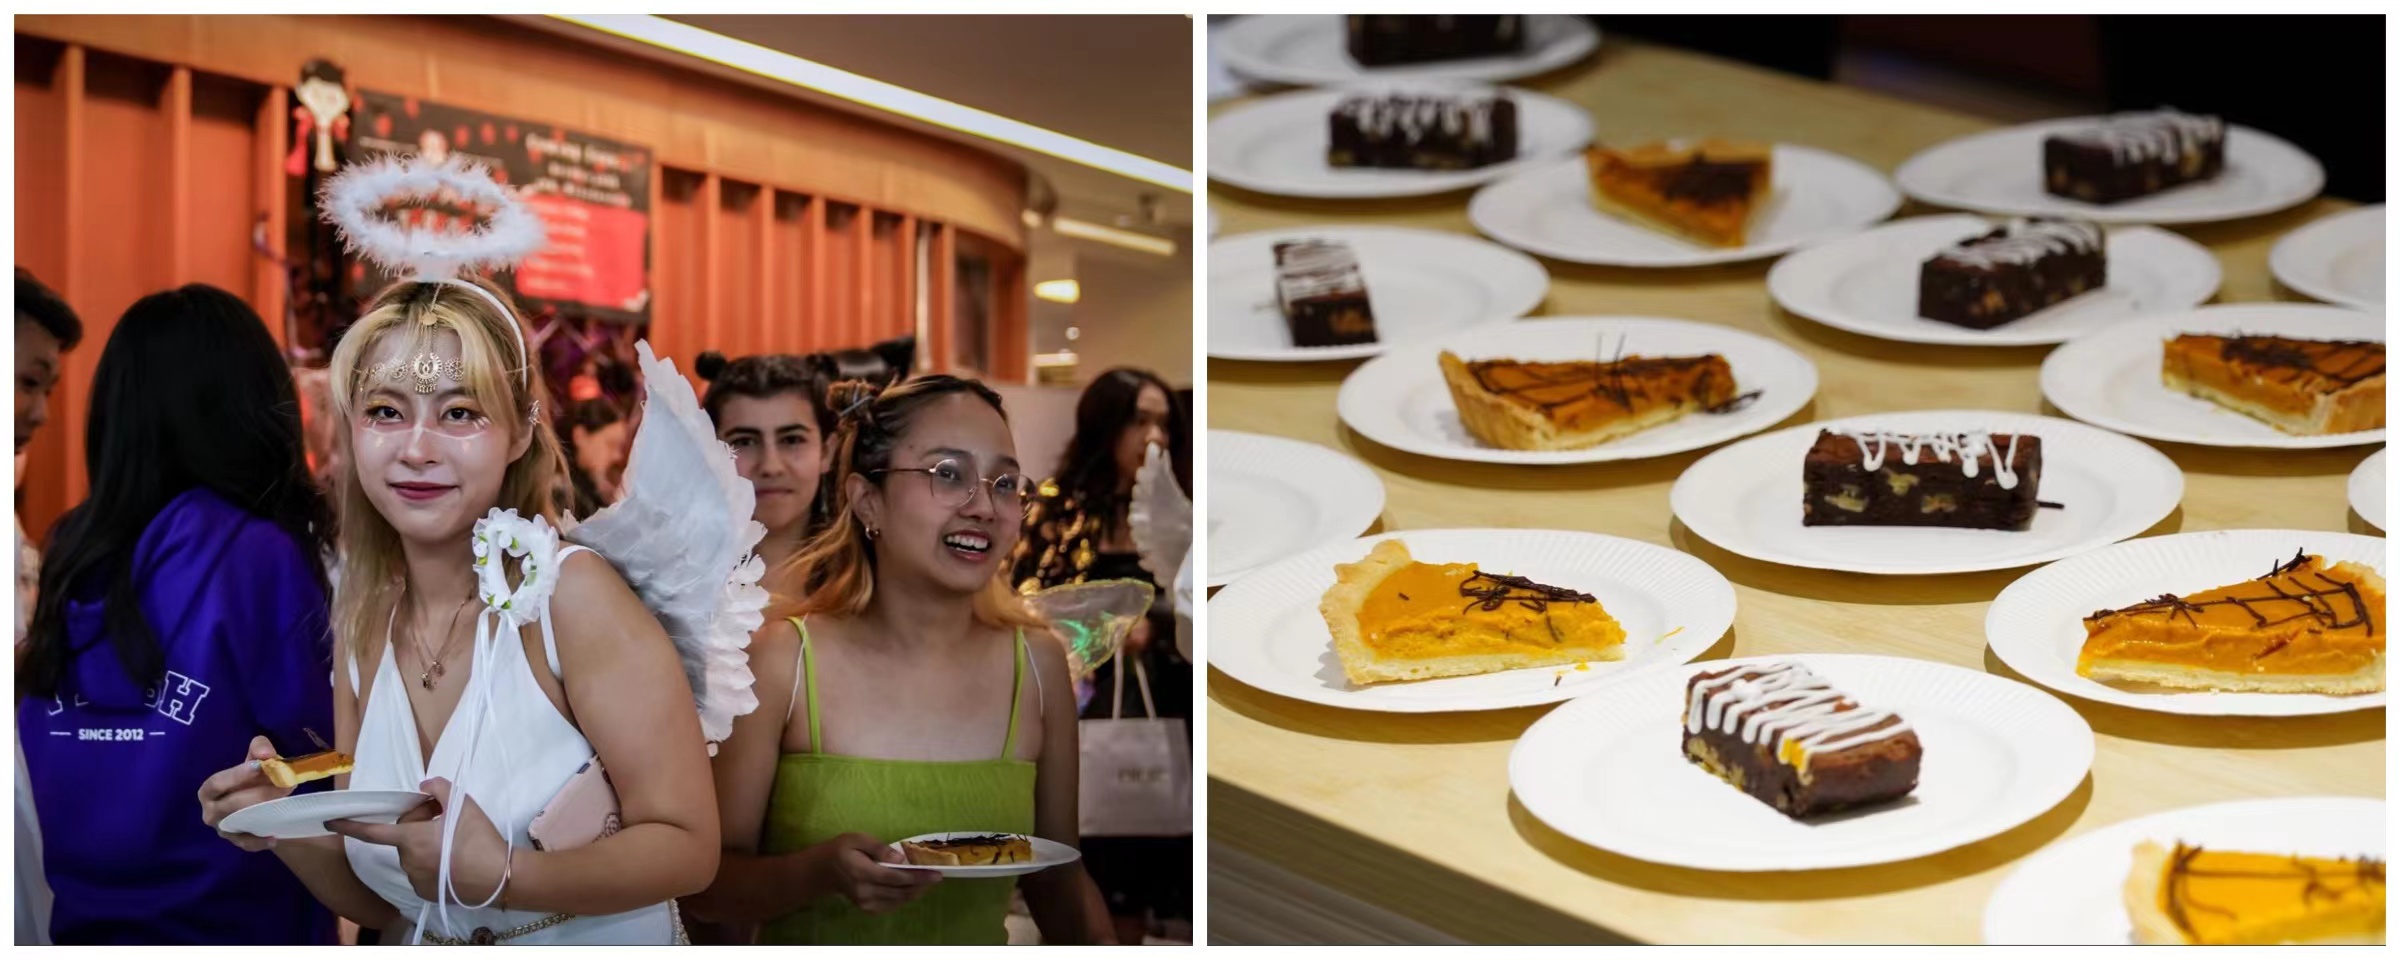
[872,457,1027,512]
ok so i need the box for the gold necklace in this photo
[405,591,477,690]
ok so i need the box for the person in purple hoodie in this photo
[16,284,337,944]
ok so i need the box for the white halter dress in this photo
[342,544,678,944]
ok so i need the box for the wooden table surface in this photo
[1203,38,2385,945]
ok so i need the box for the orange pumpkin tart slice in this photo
[1438,349,1741,452]
[1585,138,1774,247]
[1319,540,1625,684]
[2162,333,2385,436]
[2077,551,2385,695]
[2125,840,2386,945]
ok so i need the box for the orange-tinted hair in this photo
[779,375,1043,630]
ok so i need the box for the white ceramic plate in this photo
[2272,204,2386,311]
[1896,118,2324,225]
[1216,14,1601,88]
[1208,528,1736,713]
[2351,449,2387,531]
[2040,304,2385,449]
[1335,317,1818,465]
[886,833,1081,878]
[1511,654,2094,872]
[1209,83,1593,200]
[1768,214,2222,346]
[219,789,433,841]
[1984,796,2386,944]
[1206,431,1388,587]
[1208,226,1550,362]
[1985,528,2388,717]
[1671,410,2185,576]
[1468,146,1903,267]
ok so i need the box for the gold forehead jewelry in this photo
[367,352,467,395]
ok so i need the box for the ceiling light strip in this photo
[549,14,1192,194]
[1053,216,1178,257]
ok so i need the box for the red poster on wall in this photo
[350,90,652,324]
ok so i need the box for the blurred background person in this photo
[15,266,83,947]
[697,351,835,579]
[559,396,630,519]
[17,284,336,944]
[16,267,83,651]
[1009,367,1192,946]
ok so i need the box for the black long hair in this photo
[556,397,624,520]
[21,285,332,698]
[697,350,838,535]
[1054,367,1188,539]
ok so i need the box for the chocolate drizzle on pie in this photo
[1466,355,1730,414]
[1655,160,1767,205]
[2084,549,2378,637]
[1457,571,1596,613]
[1703,390,1763,415]
[2162,842,2387,942]
[2216,335,2386,391]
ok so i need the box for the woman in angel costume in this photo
[684,377,1113,944]
[198,155,767,945]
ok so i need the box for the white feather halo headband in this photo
[321,153,548,386]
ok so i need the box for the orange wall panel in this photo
[823,202,861,351]
[187,71,262,304]
[714,180,761,359]
[651,169,705,373]
[770,191,812,353]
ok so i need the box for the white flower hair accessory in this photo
[321,153,547,386]
[472,508,561,626]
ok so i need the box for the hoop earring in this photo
[864,523,880,540]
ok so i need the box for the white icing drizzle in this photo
[1935,218,2103,269]
[1333,94,1508,148]
[1274,239,1368,304]
[1830,428,2024,490]
[2055,108,2224,164]
[1685,662,1913,760]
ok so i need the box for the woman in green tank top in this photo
[682,375,1113,944]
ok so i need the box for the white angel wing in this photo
[566,341,768,747]
[1127,443,1191,589]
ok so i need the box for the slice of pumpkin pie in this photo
[1319,540,1625,684]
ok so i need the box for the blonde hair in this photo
[325,277,564,667]
[781,376,1042,631]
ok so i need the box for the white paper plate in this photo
[1468,146,1903,267]
[2272,204,2386,311]
[1335,317,1818,465]
[1767,214,2222,346]
[1208,528,1736,713]
[1671,410,2185,576]
[886,832,1081,878]
[219,789,433,841]
[1985,529,2388,717]
[2040,304,2385,449]
[1984,796,2386,944]
[1208,227,1550,362]
[2351,449,2387,531]
[1511,654,2094,872]
[1216,14,1601,88]
[1207,431,1388,587]
[1209,83,1593,200]
[1896,119,2324,225]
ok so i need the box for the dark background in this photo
[1598,14,2385,203]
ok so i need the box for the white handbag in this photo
[1077,653,1192,838]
